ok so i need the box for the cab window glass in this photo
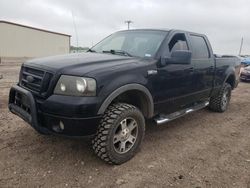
[168,33,189,52]
[190,35,210,59]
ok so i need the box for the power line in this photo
[125,20,133,30]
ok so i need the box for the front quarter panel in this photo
[86,60,157,115]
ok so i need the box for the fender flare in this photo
[224,72,236,88]
[97,84,154,118]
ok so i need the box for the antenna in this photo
[125,20,133,30]
[71,11,79,52]
[239,37,243,55]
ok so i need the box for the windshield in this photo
[91,30,168,58]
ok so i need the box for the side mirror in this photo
[160,50,192,66]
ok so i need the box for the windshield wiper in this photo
[102,49,133,57]
[88,49,96,52]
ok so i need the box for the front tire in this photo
[92,103,145,165]
[33,125,51,135]
[209,83,232,112]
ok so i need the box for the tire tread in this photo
[209,83,231,112]
[92,103,143,164]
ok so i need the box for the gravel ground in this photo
[0,65,250,188]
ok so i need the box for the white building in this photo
[0,20,71,59]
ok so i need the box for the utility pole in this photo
[125,20,133,30]
[239,37,243,56]
[71,11,79,52]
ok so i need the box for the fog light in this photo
[59,121,65,130]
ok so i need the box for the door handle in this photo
[184,67,194,73]
[187,67,194,72]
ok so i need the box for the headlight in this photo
[54,75,96,96]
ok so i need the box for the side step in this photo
[155,101,209,125]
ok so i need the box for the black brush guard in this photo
[8,85,49,134]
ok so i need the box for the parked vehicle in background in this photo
[240,55,250,58]
[240,65,250,81]
[241,58,250,66]
[9,29,240,164]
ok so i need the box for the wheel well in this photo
[225,74,235,88]
[112,90,152,118]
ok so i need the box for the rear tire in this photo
[92,103,145,165]
[209,83,232,112]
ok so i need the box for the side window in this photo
[168,33,189,53]
[190,35,210,59]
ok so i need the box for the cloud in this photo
[0,0,249,54]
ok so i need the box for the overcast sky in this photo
[0,0,249,54]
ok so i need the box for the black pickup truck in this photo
[9,29,240,164]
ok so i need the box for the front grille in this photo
[20,66,53,96]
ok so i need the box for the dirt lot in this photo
[0,64,250,188]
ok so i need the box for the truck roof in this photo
[117,28,205,37]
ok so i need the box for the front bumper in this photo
[9,85,102,136]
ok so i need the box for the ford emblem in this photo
[26,75,35,83]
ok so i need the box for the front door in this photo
[152,33,196,114]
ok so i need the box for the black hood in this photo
[24,52,140,75]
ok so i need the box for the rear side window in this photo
[190,35,210,59]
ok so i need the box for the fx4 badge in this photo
[147,70,158,76]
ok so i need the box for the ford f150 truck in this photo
[9,29,240,164]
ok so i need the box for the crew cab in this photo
[9,29,240,164]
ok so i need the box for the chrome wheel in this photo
[93,103,145,164]
[113,117,138,154]
[221,89,229,110]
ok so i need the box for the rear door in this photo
[188,34,214,101]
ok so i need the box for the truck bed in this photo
[214,56,241,90]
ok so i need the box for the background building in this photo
[0,20,70,62]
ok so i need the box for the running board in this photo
[155,101,209,125]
